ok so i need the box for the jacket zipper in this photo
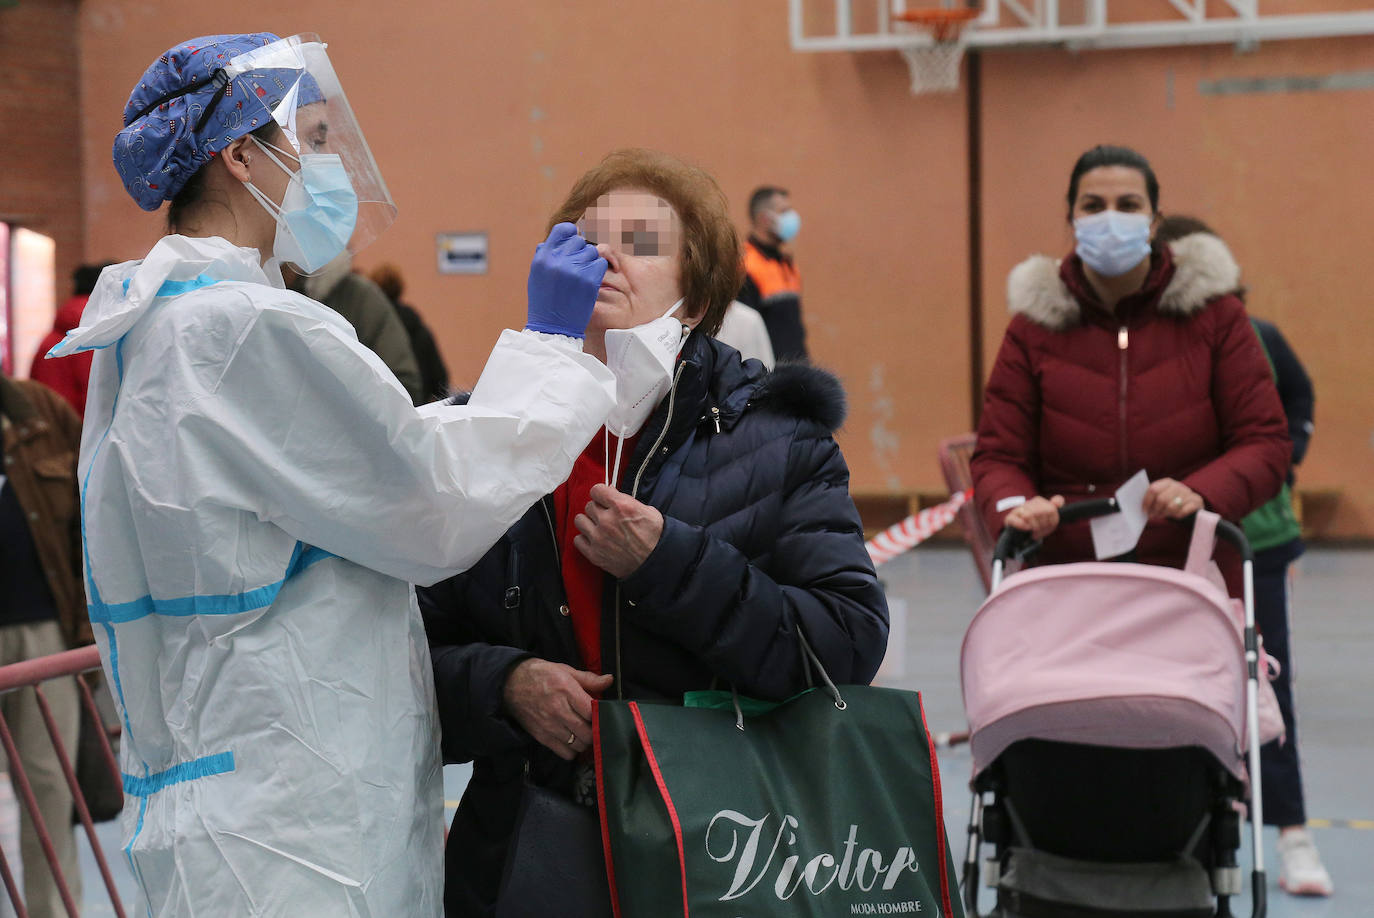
[614,362,686,700]
[538,497,560,568]
[1118,325,1129,480]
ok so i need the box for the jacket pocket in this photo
[30,451,79,530]
[32,452,77,481]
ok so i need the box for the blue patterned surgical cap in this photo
[113,33,304,212]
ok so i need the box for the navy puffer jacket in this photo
[419,331,888,916]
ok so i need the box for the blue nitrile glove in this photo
[525,223,608,339]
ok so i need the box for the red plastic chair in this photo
[938,433,994,593]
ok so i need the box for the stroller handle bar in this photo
[993,498,1255,565]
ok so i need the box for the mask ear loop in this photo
[252,135,302,166]
[241,136,301,220]
[610,435,627,492]
[241,137,316,278]
[604,425,626,492]
[604,297,688,492]
[667,298,692,355]
[602,424,631,492]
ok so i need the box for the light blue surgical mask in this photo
[773,208,801,243]
[1074,210,1152,277]
[245,137,359,273]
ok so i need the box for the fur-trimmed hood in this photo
[750,361,847,433]
[680,334,847,438]
[1007,231,1241,330]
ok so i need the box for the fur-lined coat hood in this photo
[1007,231,1241,330]
[719,351,847,434]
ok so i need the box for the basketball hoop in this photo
[894,7,981,94]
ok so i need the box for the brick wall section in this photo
[0,0,85,303]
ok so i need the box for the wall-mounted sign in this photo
[436,232,488,275]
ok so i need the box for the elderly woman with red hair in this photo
[419,149,888,916]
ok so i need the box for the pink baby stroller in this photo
[959,500,1268,918]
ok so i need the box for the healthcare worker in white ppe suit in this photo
[46,33,615,917]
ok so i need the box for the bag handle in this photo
[1184,509,1221,578]
[798,631,847,711]
[724,630,848,733]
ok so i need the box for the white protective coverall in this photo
[52,234,615,917]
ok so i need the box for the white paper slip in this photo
[1090,469,1149,560]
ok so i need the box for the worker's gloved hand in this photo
[526,223,607,339]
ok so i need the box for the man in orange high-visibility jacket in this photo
[738,186,808,362]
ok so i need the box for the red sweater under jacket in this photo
[552,429,641,674]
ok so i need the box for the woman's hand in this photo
[1004,495,1065,540]
[1142,478,1204,519]
[502,659,614,760]
[573,483,664,579]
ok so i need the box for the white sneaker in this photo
[1277,828,1334,896]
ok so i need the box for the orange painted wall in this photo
[76,3,1373,536]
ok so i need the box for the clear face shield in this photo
[224,33,395,268]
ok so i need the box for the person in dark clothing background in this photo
[419,150,886,917]
[284,255,426,404]
[30,263,114,418]
[0,372,89,917]
[369,262,451,404]
[1249,318,1314,479]
[737,185,808,361]
[1156,215,1330,898]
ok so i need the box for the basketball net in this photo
[894,8,979,94]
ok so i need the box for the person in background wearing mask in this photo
[370,262,452,404]
[284,254,424,403]
[419,149,888,917]
[0,370,88,918]
[737,185,807,361]
[1153,215,1330,898]
[972,145,1288,596]
[48,33,614,917]
[30,263,114,417]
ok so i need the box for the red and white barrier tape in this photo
[865,488,972,567]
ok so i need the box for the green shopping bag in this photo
[592,673,962,918]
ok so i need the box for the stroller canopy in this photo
[962,561,1249,782]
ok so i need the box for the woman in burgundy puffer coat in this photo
[971,145,1289,588]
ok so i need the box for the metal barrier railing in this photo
[0,645,126,918]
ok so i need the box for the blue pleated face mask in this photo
[773,208,801,243]
[1073,210,1152,277]
[245,137,359,273]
